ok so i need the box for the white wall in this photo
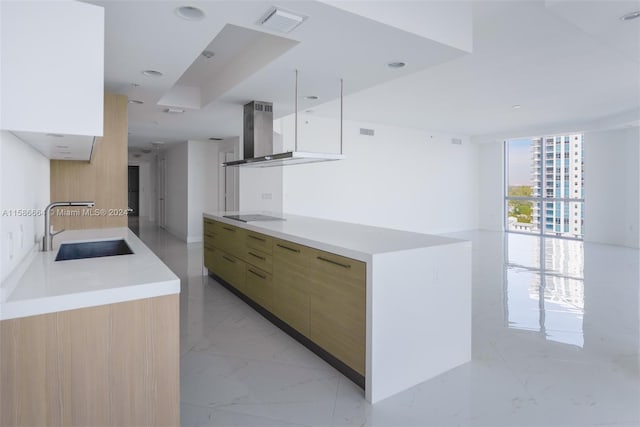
[137,162,150,218]
[239,167,283,213]
[187,140,219,242]
[161,140,222,242]
[163,142,188,241]
[584,127,640,248]
[0,131,50,282]
[477,140,504,231]
[283,116,479,234]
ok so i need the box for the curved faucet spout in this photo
[43,201,95,251]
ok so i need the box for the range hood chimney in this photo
[223,71,345,167]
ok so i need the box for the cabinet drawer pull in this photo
[248,269,266,280]
[223,226,235,232]
[248,235,266,242]
[204,232,215,238]
[317,256,351,269]
[276,243,300,253]
[222,255,236,263]
[248,251,266,261]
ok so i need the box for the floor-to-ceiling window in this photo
[505,134,584,239]
[503,134,585,346]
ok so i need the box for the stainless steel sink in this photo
[55,239,134,261]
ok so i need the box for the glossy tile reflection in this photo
[134,220,640,427]
[505,234,586,347]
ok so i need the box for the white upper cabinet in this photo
[0,1,104,160]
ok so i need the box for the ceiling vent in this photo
[258,7,307,33]
[360,128,375,136]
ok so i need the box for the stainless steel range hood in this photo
[223,71,345,167]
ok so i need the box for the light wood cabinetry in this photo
[204,218,216,271]
[0,295,179,426]
[244,265,274,311]
[309,250,366,375]
[211,249,246,294]
[246,230,274,253]
[50,93,128,230]
[272,239,312,336]
[204,217,366,381]
[215,222,245,258]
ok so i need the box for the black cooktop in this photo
[223,214,286,223]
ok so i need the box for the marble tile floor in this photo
[134,219,640,427]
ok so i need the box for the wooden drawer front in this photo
[203,222,217,250]
[244,265,273,311]
[309,250,366,375]
[246,231,273,254]
[204,246,215,271]
[214,222,245,258]
[204,218,215,234]
[273,239,312,336]
[244,247,272,273]
[212,249,246,293]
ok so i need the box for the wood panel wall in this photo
[50,92,128,230]
[0,294,180,426]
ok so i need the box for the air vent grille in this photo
[451,138,463,145]
[360,128,375,136]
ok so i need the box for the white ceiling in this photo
[85,0,640,153]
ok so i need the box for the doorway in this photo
[128,165,140,216]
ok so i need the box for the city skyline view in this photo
[506,133,585,239]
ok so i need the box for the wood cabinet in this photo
[246,230,273,253]
[204,217,365,381]
[215,222,245,259]
[204,218,216,271]
[211,249,246,294]
[0,295,179,426]
[50,93,128,230]
[244,264,274,311]
[309,250,366,375]
[272,239,312,336]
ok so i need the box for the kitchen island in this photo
[0,228,180,426]
[204,212,471,403]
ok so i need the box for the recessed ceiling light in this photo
[304,95,319,100]
[176,6,205,21]
[151,141,165,146]
[386,61,406,69]
[128,99,144,105]
[258,6,307,33]
[512,104,522,110]
[201,50,215,59]
[55,145,69,149]
[142,70,163,78]
[63,156,73,160]
[620,10,640,21]
[164,108,185,114]
[59,151,71,155]
[46,133,64,137]
[209,137,223,141]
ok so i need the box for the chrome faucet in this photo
[43,201,95,251]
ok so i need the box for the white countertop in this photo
[204,212,467,261]
[0,228,180,320]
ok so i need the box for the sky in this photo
[508,138,533,186]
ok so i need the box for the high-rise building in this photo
[531,134,584,238]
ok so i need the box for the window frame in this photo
[504,136,584,241]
